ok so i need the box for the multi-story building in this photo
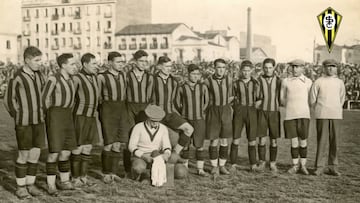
[314,44,360,65]
[115,23,240,63]
[0,33,21,65]
[21,0,151,63]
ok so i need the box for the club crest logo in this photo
[317,7,342,53]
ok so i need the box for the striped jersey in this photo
[42,71,75,110]
[73,69,99,117]
[152,74,178,114]
[204,74,233,106]
[258,75,281,111]
[3,68,45,126]
[175,82,209,120]
[126,70,153,104]
[233,78,262,107]
[97,70,126,102]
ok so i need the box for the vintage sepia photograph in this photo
[0,0,359,202]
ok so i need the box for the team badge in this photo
[317,7,342,53]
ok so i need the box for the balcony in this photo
[150,43,158,49]
[73,29,81,34]
[51,45,59,50]
[74,44,82,50]
[139,43,147,49]
[104,12,112,18]
[51,30,59,35]
[129,44,137,50]
[104,28,112,33]
[23,16,30,22]
[104,43,112,49]
[160,43,169,49]
[23,31,31,36]
[119,44,126,50]
[52,14,59,20]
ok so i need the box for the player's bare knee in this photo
[220,138,228,146]
[179,123,194,137]
[72,146,82,155]
[249,140,257,146]
[27,148,41,162]
[291,138,299,147]
[59,150,71,161]
[232,138,241,145]
[103,144,112,151]
[82,144,92,154]
[299,139,307,147]
[47,153,59,162]
[270,139,277,147]
[210,139,219,146]
[112,142,121,152]
[259,137,267,145]
[17,150,29,164]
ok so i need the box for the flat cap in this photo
[288,59,305,66]
[322,59,337,67]
[145,105,165,121]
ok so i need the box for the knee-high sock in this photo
[270,146,277,162]
[58,160,71,182]
[46,162,57,186]
[80,154,92,177]
[258,145,266,162]
[248,146,257,165]
[15,162,27,187]
[26,162,38,185]
[219,145,228,166]
[123,149,132,174]
[101,150,112,175]
[111,151,121,174]
[71,154,81,178]
[209,146,218,167]
[230,143,239,165]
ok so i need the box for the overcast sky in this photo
[152,0,360,62]
[1,0,359,62]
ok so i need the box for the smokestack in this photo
[246,7,252,60]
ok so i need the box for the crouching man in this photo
[128,105,171,181]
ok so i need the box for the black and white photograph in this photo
[0,0,359,202]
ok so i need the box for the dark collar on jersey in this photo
[156,72,171,81]
[212,74,225,80]
[80,68,94,76]
[262,74,275,79]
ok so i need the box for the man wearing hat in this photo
[310,59,345,176]
[280,59,312,175]
[128,105,172,180]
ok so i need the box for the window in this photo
[45,38,49,48]
[45,23,48,32]
[96,6,100,15]
[69,37,73,46]
[97,36,100,47]
[62,38,66,47]
[61,23,65,32]
[107,21,111,29]
[86,37,90,47]
[45,53,49,61]
[26,9,30,17]
[27,39,30,46]
[54,38,59,46]
[62,8,65,16]
[76,37,81,45]
[54,8,58,15]
[54,23,58,32]
[97,21,100,31]
[45,8,48,17]
[69,7,73,16]
[36,24,39,33]
[6,40,10,49]
[35,9,39,18]
[36,38,39,47]
[86,6,90,16]
[86,21,90,31]
[69,23,73,31]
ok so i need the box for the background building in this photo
[115,23,240,63]
[21,0,151,63]
[239,31,277,60]
[314,44,360,64]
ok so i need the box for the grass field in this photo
[0,101,360,203]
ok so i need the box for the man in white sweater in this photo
[128,105,172,180]
[280,59,312,175]
[310,59,345,176]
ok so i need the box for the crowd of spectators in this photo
[1,59,360,108]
